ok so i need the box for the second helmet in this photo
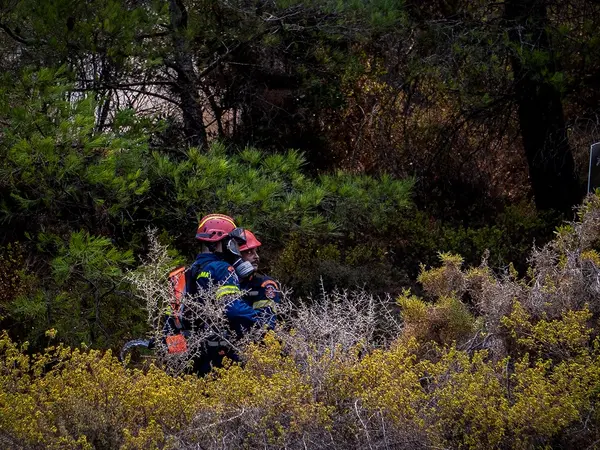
[239,230,262,252]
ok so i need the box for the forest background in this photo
[2,0,600,448]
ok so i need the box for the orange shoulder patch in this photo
[261,279,278,289]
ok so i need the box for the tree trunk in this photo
[505,0,581,213]
[168,0,208,148]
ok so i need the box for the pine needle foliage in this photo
[9,230,138,349]
[0,69,416,347]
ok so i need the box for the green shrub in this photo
[8,231,140,349]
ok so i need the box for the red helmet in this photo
[195,214,237,242]
[239,230,262,251]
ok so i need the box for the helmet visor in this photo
[226,238,242,258]
[228,227,247,244]
[225,228,246,257]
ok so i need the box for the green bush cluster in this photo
[391,202,556,278]
[0,243,33,320]
[270,235,396,295]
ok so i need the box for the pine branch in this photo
[0,22,40,45]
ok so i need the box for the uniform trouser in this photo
[193,344,240,376]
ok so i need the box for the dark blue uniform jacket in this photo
[191,253,262,336]
[240,273,280,330]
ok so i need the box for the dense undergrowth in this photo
[0,69,558,351]
[3,194,600,449]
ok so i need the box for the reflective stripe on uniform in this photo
[252,299,276,310]
[216,285,241,299]
[164,306,183,329]
[207,340,229,347]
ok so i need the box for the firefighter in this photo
[238,230,281,330]
[188,213,262,374]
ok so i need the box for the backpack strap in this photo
[184,263,197,296]
[168,266,187,330]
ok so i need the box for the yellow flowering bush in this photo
[502,301,593,359]
[3,327,600,449]
[0,331,206,449]
[421,349,509,449]
[397,290,477,347]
